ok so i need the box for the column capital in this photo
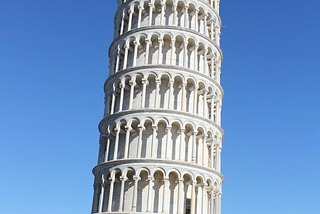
[147,176,154,181]
[138,5,144,10]
[137,124,145,130]
[114,127,120,134]
[133,175,141,181]
[125,125,132,132]
[120,176,128,182]
[129,80,136,86]
[163,177,170,182]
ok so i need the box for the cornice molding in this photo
[93,158,225,182]
[104,64,224,98]
[98,108,225,137]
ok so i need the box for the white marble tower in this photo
[92,0,224,213]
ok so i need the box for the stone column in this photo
[216,143,221,172]
[129,80,135,109]
[210,21,214,41]
[179,128,185,161]
[118,83,124,112]
[149,3,154,26]
[141,78,148,108]
[202,135,208,166]
[211,141,215,169]
[123,43,129,69]
[113,128,120,160]
[204,14,208,36]
[215,60,220,83]
[168,80,174,109]
[158,38,163,64]
[131,175,141,212]
[190,181,197,214]
[104,135,110,162]
[133,40,139,66]
[202,183,207,214]
[161,2,165,25]
[124,126,132,158]
[181,82,187,111]
[210,190,215,214]
[145,39,150,64]
[120,11,125,35]
[183,42,188,67]
[162,177,170,214]
[210,56,215,78]
[184,5,189,28]
[173,4,177,26]
[191,131,198,163]
[193,85,199,114]
[216,100,221,125]
[110,89,116,114]
[98,177,105,213]
[203,89,208,118]
[128,8,133,31]
[214,26,219,45]
[203,49,208,75]
[217,193,222,214]
[194,45,198,71]
[118,176,127,212]
[165,127,172,159]
[114,47,121,73]
[155,78,161,108]
[171,39,176,65]
[177,179,184,214]
[146,176,154,212]
[194,9,199,32]
[215,192,219,214]
[137,125,144,158]
[107,177,115,212]
[151,125,158,158]
[137,5,143,28]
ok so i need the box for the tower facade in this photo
[92,0,223,213]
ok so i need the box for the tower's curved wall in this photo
[92,0,223,213]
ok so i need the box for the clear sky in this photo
[1,0,320,214]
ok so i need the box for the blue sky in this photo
[1,0,320,214]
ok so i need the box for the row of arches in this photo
[98,117,222,171]
[109,32,221,82]
[115,0,221,45]
[117,0,220,15]
[104,73,222,124]
[92,166,222,214]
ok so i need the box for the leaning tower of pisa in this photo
[91,0,223,213]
